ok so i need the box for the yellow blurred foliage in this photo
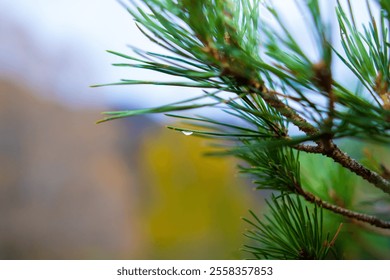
[138,126,257,259]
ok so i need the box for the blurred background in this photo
[1,0,389,260]
[0,0,258,259]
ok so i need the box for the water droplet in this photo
[182,131,193,136]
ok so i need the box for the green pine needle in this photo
[243,195,338,260]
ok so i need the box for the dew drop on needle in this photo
[182,131,193,136]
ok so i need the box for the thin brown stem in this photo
[260,89,320,136]
[222,55,390,194]
[328,223,343,247]
[267,91,390,193]
[293,141,390,195]
[297,188,390,229]
[319,142,390,195]
[380,164,390,180]
[294,144,323,153]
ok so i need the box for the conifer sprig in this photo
[96,0,390,259]
[243,195,339,260]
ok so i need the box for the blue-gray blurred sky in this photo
[0,0,374,111]
[0,0,205,112]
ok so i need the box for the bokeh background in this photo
[0,0,260,259]
[1,0,389,260]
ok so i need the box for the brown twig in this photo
[296,187,390,229]
[202,36,390,199]
[328,223,343,247]
[260,89,390,194]
[256,84,390,194]
[380,164,390,180]
[259,88,320,136]
[294,141,390,194]
[294,144,323,153]
[319,142,390,195]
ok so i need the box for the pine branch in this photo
[294,144,323,153]
[198,17,390,195]
[295,141,390,194]
[97,0,390,258]
[297,187,390,229]
[251,86,390,195]
[318,142,390,194]
[257,88,320,136]
[243,195,337,260]
[236,140,390,228]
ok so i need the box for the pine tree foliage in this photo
[94,0,390,259]
[243,195,338,260]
